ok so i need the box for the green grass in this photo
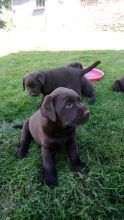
[0,51,124,220]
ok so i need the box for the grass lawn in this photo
[0,50,124,220]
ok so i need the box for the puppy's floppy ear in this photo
[23,77,25,90]
[40,95,56,122]
[37,72,45,85]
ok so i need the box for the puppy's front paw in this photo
[43,171,58,187]
[18,147,27,159]
[72,161,89,174]
[44,175,58,187]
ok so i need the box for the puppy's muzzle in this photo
[73,108,89,125]
[30,93,37,97]
[30,91,40,97]
[83,110,89,121]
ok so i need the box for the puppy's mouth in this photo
[30,94,37,97]
[63,114,89,127]
[73,115,89,125]
[30,92,39,97]
[72,111,89,126]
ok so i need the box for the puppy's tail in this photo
[12,124,23,129]
[80,60,101,76]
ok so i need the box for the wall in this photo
[12,0,46,31]
[12,0,124,32]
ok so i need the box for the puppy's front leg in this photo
[67,138,89,174]
[41,147,58,187]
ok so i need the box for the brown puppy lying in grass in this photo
[14,87,89,187]
[23,60,101,104]
[113,76,124,92]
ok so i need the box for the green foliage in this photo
[0,18,6,28]
[0,0,11,9]
[0,0,11,29]
[0,51,124,220]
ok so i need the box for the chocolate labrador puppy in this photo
[14,87,89,187]
[23,60,101,103]
[67,62,96,104]
[113,76,124,92]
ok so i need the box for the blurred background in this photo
[0,0,124,55]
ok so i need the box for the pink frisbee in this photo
[85,68,104,82]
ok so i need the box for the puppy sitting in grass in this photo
[23,60,101,104]
[13,87,89,187]
[113,76,124,92]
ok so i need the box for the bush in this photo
[0,18,6,29]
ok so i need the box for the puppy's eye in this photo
[65,101,73,109]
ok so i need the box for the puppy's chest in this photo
[45,129,74,148]
[55,134,69,146]
[47,133,70,147]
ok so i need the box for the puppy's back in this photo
[47,67,82,95]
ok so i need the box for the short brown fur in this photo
[17,87,89,187]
